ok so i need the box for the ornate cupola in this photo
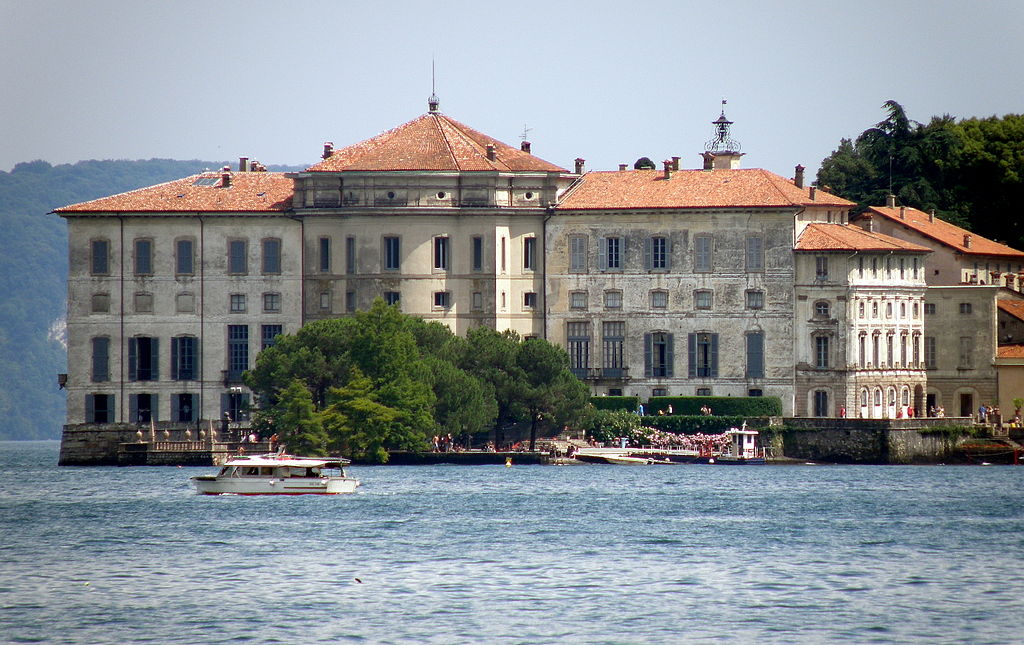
[702,100,745,170]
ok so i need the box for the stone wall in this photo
[782,417,973,464]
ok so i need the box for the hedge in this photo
[646,396,782,417]
[590,396,641,412]
[641,415,747,434]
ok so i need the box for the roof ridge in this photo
[431,114,461,171]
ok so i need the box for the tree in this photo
[516,338,590,450]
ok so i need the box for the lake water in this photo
[1,441,1022,644]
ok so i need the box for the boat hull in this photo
[192,476,360,495]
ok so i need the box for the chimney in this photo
[221,166,231,188]
[809,186,817,200]
[663,160,673,180]
[899,206,906,220]
[887,194,897,208]
[672,156,680,171]
[794,164,805,189]
[701,152,714,171]
[322,142,334,159]
[964,234,972,248]
[574,158,585,174]
[239,157,249,172]
[486,145,496,161]
[618,163,628,172]
[929,209,936,222]
[521,141,531,153]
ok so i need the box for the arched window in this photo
[859,301,865,318]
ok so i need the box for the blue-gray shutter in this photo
[150,394,159,422]
[710,334,719,378]
[643,333,652,377]
[129,394,138,423]
[150,338,159,380]
[170,337,179,380]
[666,334,675,377]
[688,333,696,378]
[85,395,96,423]
[643,237,652,270]
[598,238,607,270]
[665,237,673,270]
[189,394,198,422]
[128,337,137,381]
[92,337,109,382]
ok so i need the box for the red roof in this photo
[54,172,294,214]
[556,168,855,210]
[796,223,932,252]
[997,343,1024,359]
[997,299,1024,322]
[305,113,567,173]
[860,206,1024,259]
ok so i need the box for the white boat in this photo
[191,454,360,495]
[712,423,766,465]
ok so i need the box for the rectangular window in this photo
[129,393,156,423]
[176,239,194,275]
[433,291,451,308]
[746,290,764,310]
[959,302,973,314]
[223,391,250,422]
[230,294,246,313]
[652,388,668,397]
[261,324,283,350]
[85,394,114,423]
[601,236,622,270]
[524,292,537,309]
[472,236,484,271]
[176,292,195,313]
[262,238,282,274]
[887,334,894,366]
[262,292,280,313]
[91,337,109,382]
[567,322,591,378]
[384,291,400,306]
[959,336,974,369]
[815,256,829,281]
[746,236,764,271]
[815,336,830,369]
[694,290,713,310]
[134,239,153,275]
[569,236,588,273]
[383,236,400,271]
[524,237,536,270]
[913,334,921,366]
[570,291,588,309]
[229,240,247,274]
[434,236,450,270]
[746,331,764,378]
[604,290,622,309]
[688,332,717,378]
[650,290,668,309]
[345,291,356,313]
[171,336,197,380]
[472,292,483,310]
[647,332,675,378]
[227,325,249,380]
[175,393,198,423]
[694,235,713,272]
[319,237,331,273]
[91,293,110,313]
[696,387,712,397]
[128,336,159,381]
[602,321,625,378]
[134,292,153,313]
[319,291,331,311]
[345,236,356,274]
[646,236,669,270]
[91,239,110,275]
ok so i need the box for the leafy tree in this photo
[516,338,589,450]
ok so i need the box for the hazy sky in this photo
[2,0,1022,179]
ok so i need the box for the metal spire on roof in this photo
[705,99,741,154]
[428,60,440,113]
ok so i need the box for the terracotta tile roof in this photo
[997,299,1024,322]
[996,343,1024,359]
[305,113,567,173]
[54,172,294,214]
[555,168,855,210]
[795,223,932,252]
[860,206,1024,259]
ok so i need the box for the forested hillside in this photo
[0,159,301,440]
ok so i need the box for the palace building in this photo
[58,98,947,428]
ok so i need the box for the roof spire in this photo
[428,59,440,113]
[705,99,741,154]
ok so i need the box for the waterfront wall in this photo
[59,422,247,466]
[780,417,973,464]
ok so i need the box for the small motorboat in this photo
[191,453,360,495]
[712,423,766,465]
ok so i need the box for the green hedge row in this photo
[640,415,748,434]
[647,396,782,417]
[590,396,641,412]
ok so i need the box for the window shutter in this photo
[665,237,672,270]
[643,333,652,377]
[710,334,719,378]
[643,237,652,270]
[85,395,96,423]
[150,393,159,422]
[688,333,696,378]
[128,337,137,381]
[170,337,179,380]
[150,338,160,380]
[666,334,674,377]
[189,394,199,422]
[129,394,138,423]
[598,238,607,270]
